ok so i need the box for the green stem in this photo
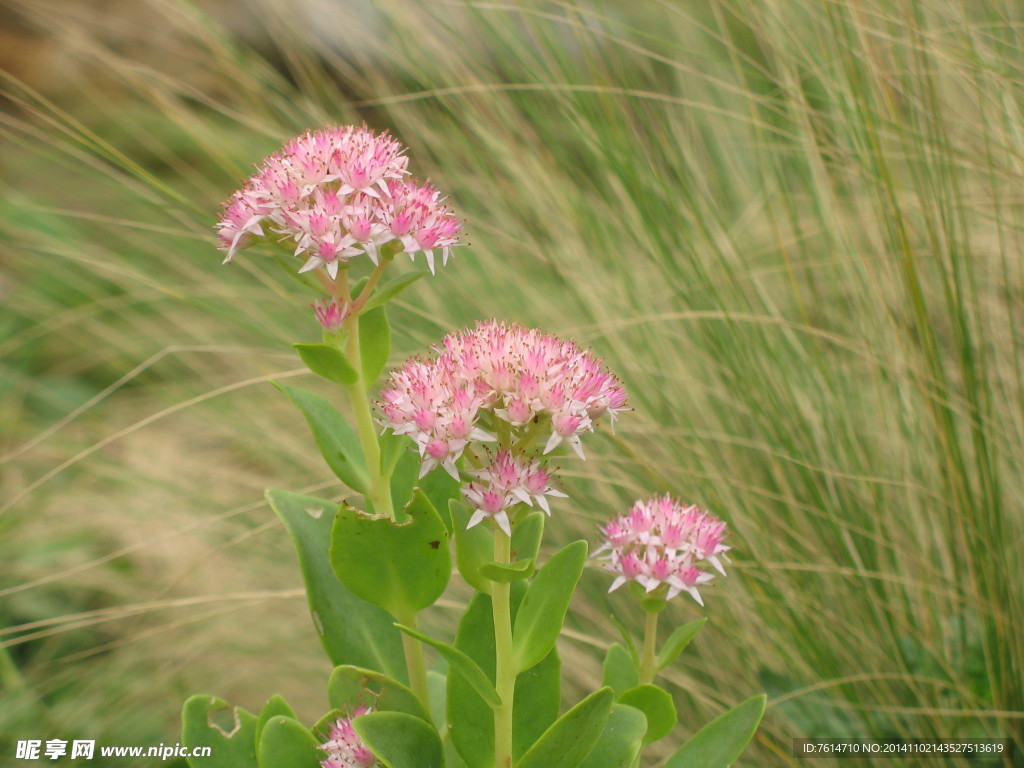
[492,531,515,768]
[639,609,660,685]
[399,612,431,709]
[350,257,391,315]
[343,311,395,521]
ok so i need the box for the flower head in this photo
[379,320,629,478]
[462,450,567,535]
[216,126,462,277]
[318,707,377,768]
[596,496,730,605]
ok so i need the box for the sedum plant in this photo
[181,125,765,768]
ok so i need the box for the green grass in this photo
[2,0,1022,765]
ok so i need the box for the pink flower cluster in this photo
[318,707,376,768]
[216,126,462,277]
[463,450,567,535]
[379,320,629,479]
[597,496,730,605]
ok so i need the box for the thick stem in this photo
[492,532,515,768]
[399,612,431,710]
[343,311,395,521]
[639,609,660,685]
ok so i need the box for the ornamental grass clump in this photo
[181,126,765,768]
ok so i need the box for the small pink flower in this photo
[216,126,462,277]
[318,706,377,768]
[596,496,730,605]
[462,450,567,534]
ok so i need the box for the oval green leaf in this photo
[272,382,368,493]
[512,540,588,674]
[663,694,767,768]
[257,716,320,768]
[452,500,494,594]
[359,305,390,384]
[578,703,647,768]
[656,618,707,671]
[327,665,431,724]
[354,711,443,768]
[514,687,614,768]
[602,643,639,698]
[267,489,406,680]
[617,685,676,744]
[255,695,296,752]
[293,342,359,386]
[395,623,501,707]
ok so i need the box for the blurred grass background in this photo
[2,0,1022,765]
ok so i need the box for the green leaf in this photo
[427,670,448,733]
[617,685,676,744]
[181,695,258,768]
[257,716,320,768]
[479,558,535,582]
[663,694,766,768]
[272,382,368,493]
[267,489,406,680]
[255,695,296,752]
[389,447,421,514]
[359,305,391,384]
[578,703,648,768]
[363,270,427,313]
[448,586,560,768]
[602,643,639,697]
[327,665,431,724]
[511,510,545,562]
[514,687,614,768]
[513,645,561,760]
[355,711,444,768]
[396,624,501,707]
[512,540,588,673]
[656,618,707,671]
[293,342,359,386]
[452,500,494,594]
[330,489,451,618]
[421,467,463,535]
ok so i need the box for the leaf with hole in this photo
[181,695,257,768]
[331,489,451,618]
